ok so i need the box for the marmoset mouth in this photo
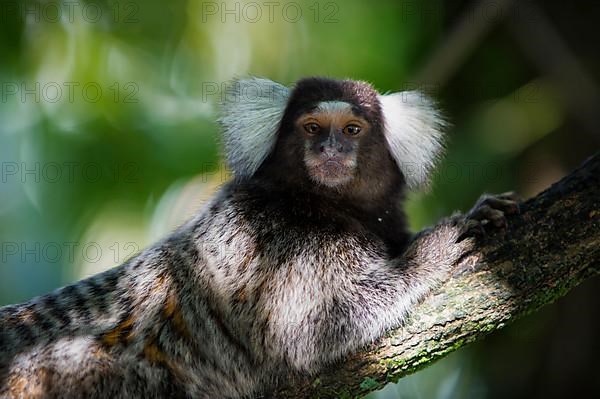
[321,159,344,172]
[315,157,354,175]
[306,157,355,187]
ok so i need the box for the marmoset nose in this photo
[319,145,343,156]
[319,133,344,155]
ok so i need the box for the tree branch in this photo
[275,152,600,398]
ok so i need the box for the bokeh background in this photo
[1,0,599,397]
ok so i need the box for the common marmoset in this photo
[0,77,518,398]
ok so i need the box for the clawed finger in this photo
[497,191,523,202]
[457,219,485,242]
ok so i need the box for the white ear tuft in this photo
[219,77,290,179]
[378,91,447,189]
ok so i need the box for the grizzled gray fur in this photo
[0,77,517,398]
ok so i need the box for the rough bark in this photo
[274,152,600,398]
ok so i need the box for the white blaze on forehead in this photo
[315,101,353,114]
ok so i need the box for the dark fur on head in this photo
[256,77,405,204]
[218,76,446,254]
[219,76,445,191]
[245,78,409,256]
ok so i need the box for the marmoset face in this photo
[295,101,370,188]
[269,77,390,192]
[220,77,445,195]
